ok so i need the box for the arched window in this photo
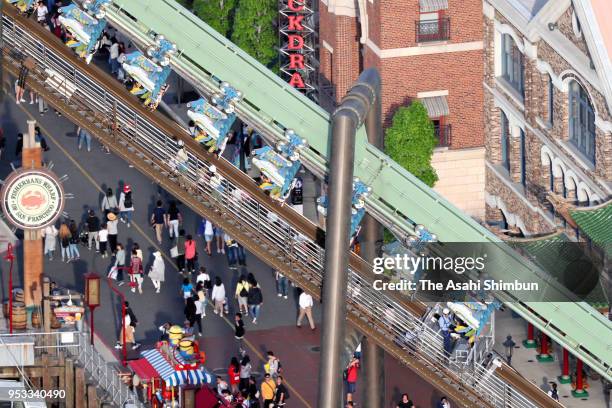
[568,80,596,163]
[501,111,511,171]
[501,34,524,96]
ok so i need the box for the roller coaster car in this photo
[7,0,35,15]
[186,97,234,152]
[251,130,306,202]
[57,1,109,64]
[122,35,175,110]
[316,179,370,243]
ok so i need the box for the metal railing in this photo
[0,331,142,407]
[416,17,451,43]
[0,13,549,407]
[435,123,452,147]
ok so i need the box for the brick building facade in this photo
[318,0,486,219]
[483,0,612,236]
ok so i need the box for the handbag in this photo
[170,246,179,258]
[108,266,118,280]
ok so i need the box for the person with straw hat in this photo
[107,212,119,254]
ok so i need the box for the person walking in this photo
[42,224,58,260]
[118,185,134,227]
[86,209,100,251]
[115,301,141,350]
[130,248,143,294]
[100,188,118,215]
[228,357,240,395]
[273,376,289,407]
[181,278,194,304]
[265,351,281,379]
[211,277,226,315]
[184,234,197,274]
[224,233,239,269]
[173,229,186,272]
[106,212,118,254]
[239,355,252,391]
[165,200,181,240]
[275,271,288,299]
[235,275,250,315]
[296,289,315,330]
[234,312,246,356]
[149,251,165,293]
[345,356,360,404]
[184,296,197,329]
[247,281,263,324]
[150,200,166,245]
[396,393,414,408]
[548,383,559,402]
[194,283,205,330]
[246,376,260,408]
[261,373,276,408]
[77,127,92,152]
[196,267,212,298]
[58,223,71,262]
[113,243,126,286]
[203,219,214,255]
[214,226,224,254]
[109,38,119,74]
[436,397,451,408]
[68,220,80,261]
[438,308,454,357]
[98,223,109,258]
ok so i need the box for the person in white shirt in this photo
[296,289,315,330]
[98,224,109,258]
[109,39,120,74]
[36,1,49,25]
[211,276,226,315]
[196,267,212,296]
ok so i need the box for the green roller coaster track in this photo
[105,0,611,379]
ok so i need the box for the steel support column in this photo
[318,68,380,408]
[360,68,385,408]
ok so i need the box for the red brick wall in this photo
[318,0,484,149]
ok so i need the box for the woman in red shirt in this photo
[228,357,241,394]
[184,234,197,274]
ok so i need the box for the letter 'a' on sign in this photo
[287,34,304,50]
[289,72,306,88]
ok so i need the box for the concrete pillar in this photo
[536,332,554,362]
[572,359,589,398]
[523,323,536,348]
[559,348,571,384]
[23,120,44,307]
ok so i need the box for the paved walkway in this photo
[0,92,451,407]
[494,309,610,408]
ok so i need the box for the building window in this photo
[416,12,450,43]
[501,111,511,172]
[547,74,554,125]
[520,129,526,187]
[568,80,596,163]
[501,34,524,97]
[432,118,451,147]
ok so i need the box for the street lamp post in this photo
[84,273,101,345]
[3,244,15,334]
[502,335,516,365]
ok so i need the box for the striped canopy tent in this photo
[142,349,213,387]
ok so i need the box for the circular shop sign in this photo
[1,169,64,230]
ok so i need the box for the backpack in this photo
[239,286,248,297]
[124,192,132,208]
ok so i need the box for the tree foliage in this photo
[231,0,277,68]
[193,0,236,38]
[385,101,438,187]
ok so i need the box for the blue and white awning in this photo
[141,349,213,386]
[142,349,175,380]
[166,369,213,386]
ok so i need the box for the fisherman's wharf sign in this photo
[1,169,64,229]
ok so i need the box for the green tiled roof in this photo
[569,201,612,255]
[507,232,608,308]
